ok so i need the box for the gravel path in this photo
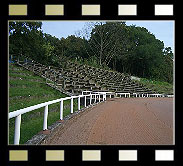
[42,98,173,145]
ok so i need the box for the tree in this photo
[77,22,127,67]
[9,21,44,60]
[9,21,173,83]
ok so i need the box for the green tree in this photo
[9,21,43,58]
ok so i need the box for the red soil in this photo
[42,98,173,145]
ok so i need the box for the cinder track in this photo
[42,98,173,145]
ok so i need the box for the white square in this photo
[155,5,173,15]
[119,150,137,161]
[155,150,174,161]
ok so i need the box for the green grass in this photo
[9,99,80,144]
[139,78,173,94]
[9,64,83,144]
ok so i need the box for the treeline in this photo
[9,21,173,83]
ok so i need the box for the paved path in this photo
[42,98,173,145]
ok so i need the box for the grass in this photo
[9,64,83,144]
[138,78,173,94]
[9,99,80,144]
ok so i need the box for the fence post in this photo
[95,94,96,103]
[85,96,87,107]
[90,94,92,105]
[43,105,48,130]
[78,96,80,110]
[71,98,73,113]
[104,93,107,100]
[14,114,21,145]
[60,100,63,120]
[99,94,100,102]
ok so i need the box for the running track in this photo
[42,98,173,145]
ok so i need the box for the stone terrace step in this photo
[17,57,155,95]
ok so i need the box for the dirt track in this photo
[42,98,173,145]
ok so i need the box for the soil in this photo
[41,97,173,145]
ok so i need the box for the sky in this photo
[41,21,174,53]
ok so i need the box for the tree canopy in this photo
[9,21,174,83]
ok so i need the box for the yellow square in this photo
[119,150,137,161]
[82,5,100,15]
[9,5,27,16]
[9,150,28,161]
[46,150,64,161]
[118,5,137,15]
[45,5,64,15]
[82,150,101,161]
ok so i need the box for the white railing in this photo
[9,93,107,145]
[116,92,131,98]
[167,94,174,98]
[82,91,115,99]
[9,89,173,145]
[92,91,115,99]
[147,93,165,97]
[116,92,173,98]
[133,93,149,98]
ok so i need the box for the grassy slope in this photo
[138,78,173,94]
[9,64,80,144]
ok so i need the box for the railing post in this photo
[43,105,48,130]
[103,94,104,101]
[85,96,87,107]
[78,96,80,110]
[99,94,100,102]
[90,94,92,105]
[95,94,96,103]
[60,100,63,120]
[71,97,73,113]
[14,114,21,145]
[104,94,106,101]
